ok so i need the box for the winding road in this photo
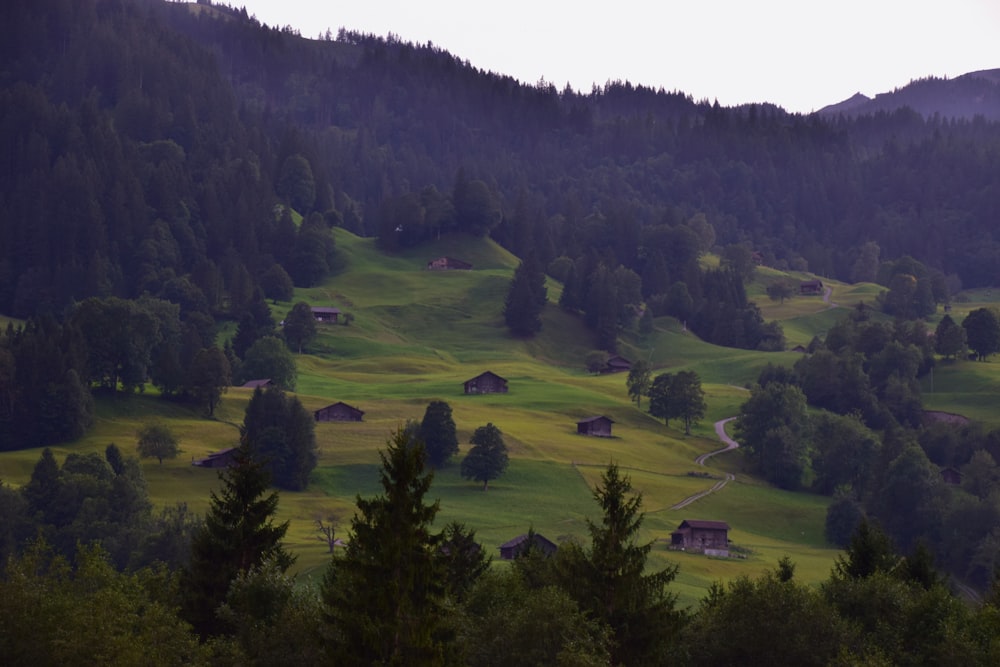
[670,417,739,510]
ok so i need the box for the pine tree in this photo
[573,463,681,665]
[183,444,294,637]
[503,251,546,337]
[420,400,459,467]
[322,428,448,664]
[241,386,317,491]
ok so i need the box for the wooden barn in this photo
[311,306,341,323]
[463,371,508,395]
[240,379,274,389]
[498,533,558,560]
[799,279,824,295]
[577,415,615,437]
[603,355,632,374]
[670,519,730,555]
[314,401,365,422]
[192,447,239,469]
[427,256,473,271]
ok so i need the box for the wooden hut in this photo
[311,306,341,323]
[192,447,239,469]
[498,533,558,560]
[314,401,365,422]
[670,519,730,555]
[463,371,508,395]
[427,256,473,271]
[577,415,615,437]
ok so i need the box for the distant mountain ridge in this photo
[819,69,1000,120]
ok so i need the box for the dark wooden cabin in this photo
[799,279,824,295]
[498,533,558,560]
[603,355,632,374]
[670,519,730,553]
[427,256,473,271]
[240,379,274,389]
[192,447,239,469]
[314,401,365,422]
[311,306,341,323]
[464,371,508,395]
[577,415,615,437]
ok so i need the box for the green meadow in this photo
[7,230,1000,606]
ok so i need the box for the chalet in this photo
[314,401,365,422]
[603,355,632,374]
[427,256,473,271]
[940,467,963,485]
[192,447,239,469]
[311,306,341,323]
[577,415,615,437]
[799,279,824,295]
[498,533,558,560]
[464,371,508,395]
[241,379,274,389]
[670,519,730,555]
[791,344,808,353]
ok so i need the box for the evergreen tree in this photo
[570,463,681,666]
[503,252,546,337]
[241,386,317,491]
[183,444,294,637]
[439,521,490,602]
[322,428,448,664]
[420,400,459,467]
[460,422,509,490]
[934,314,966,360]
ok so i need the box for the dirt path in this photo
[823,285,838,308]
[670,417,738,510]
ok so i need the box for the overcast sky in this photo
[233,0,1000,114]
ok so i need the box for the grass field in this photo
[10,231,998,606]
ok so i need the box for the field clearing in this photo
[3,232,936,602]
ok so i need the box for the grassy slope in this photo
[10,232,1000,605]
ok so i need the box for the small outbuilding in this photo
[464,371,508,395]
[311,306,341,323]
[427,256,473,271]
[499,533,558,560]
[192,447,239,469]
[577,415,615,437]
[799,279,824,295]
[603,355,632,374]
[241,379,274,389]
[670,519,730,555]
[314,401,365,422]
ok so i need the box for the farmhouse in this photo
[799,279,824,295]
[311,306,341,323]
[240,379,274,389]
[314,401,365,422]
[603,354,632,374]
[463,371,508,395]
[670,519,730,555]
[192,447,239,469]
[498,533,558,560]
[577,415,615,437]
[427,256,473,271]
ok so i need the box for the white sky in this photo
[232,0,1000,113]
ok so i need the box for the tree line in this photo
[6,427,1000,665]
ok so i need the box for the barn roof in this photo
[676,519,730,531]
[577,415,615,425]
[310,306,341,314]
[317,401,364,415]
[241,379,273,388]
[499,533,557,550]
[465,370,507,382]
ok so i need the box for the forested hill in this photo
[3,0,1000,325]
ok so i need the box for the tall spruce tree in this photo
[322,428,448,664]
[570,463,681,665]
[241,386,317,491]
[503,251,547,337]
[183,444,294,637]
[420,400,459,467]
